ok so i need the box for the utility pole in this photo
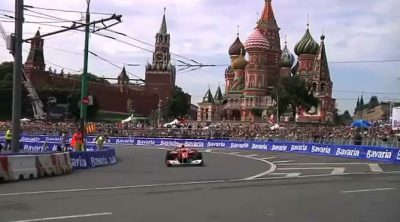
[157,96,161,128]
[276,92,279,124]
[80,0,91,149]
[11,0,24,153]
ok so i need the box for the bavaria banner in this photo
[392,106,400,130]
[2,134,399,164]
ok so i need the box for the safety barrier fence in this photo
[2,129,399,148]
[0,147,117,183]
[1,134,399,164]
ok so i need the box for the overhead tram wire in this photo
[23,5,114,16]
[103,29,203,65]
[2,8,205,67]
[334,90,400,95]
[24,8,84,24]
[21,49,81,73]
[88,50,144,80]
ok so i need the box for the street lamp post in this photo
[157,97,161,128]
[276,92,279,124]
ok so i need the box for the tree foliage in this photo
[273,76,319,121]
[164,86,190,119]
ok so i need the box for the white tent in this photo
[164,119,181,128]
[270,123,281,130]
[20,118,31,122]
[121,114,134,123]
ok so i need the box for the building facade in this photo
[198,0,335,123]
[353,96,399,122]
[24,10,178,118]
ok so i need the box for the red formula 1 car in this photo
[165,147,204,167]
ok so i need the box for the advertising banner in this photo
[3,134,399,164]
[69,148,117,169]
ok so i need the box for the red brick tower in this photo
[242,28,271,121]
[257,0,282,88]
[145,8,176,105]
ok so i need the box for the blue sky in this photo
[0,0,399,114]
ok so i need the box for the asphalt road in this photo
[1,146,400,222]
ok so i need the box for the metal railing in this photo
[1,128,399,149]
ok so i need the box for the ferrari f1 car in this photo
[165,147,204,167]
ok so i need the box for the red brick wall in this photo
[26,68,159,116]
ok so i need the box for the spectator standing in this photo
[4,129,12,151]
[95,135,105,150]
[70,129,84,152]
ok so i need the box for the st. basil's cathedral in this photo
[197,0,336,124]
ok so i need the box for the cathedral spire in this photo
[257,0,277,30]
[159,7,167,34]
[312,34,330,81]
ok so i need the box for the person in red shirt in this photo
[70,129,84,152]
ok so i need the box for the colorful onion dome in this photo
[244,28,270,51]
[281,42,295,67]
[294,28,319,56]
[229,37,246,56]
[232,53,248,70]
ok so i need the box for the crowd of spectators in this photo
[1,120,399,148]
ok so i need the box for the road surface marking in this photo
[261,157,276,160]
[271,173,301,177]
[273,160,295,164]
[204,149,213,152]
[229,152,240,155]
[331,167,345,175]
[340,188,396,194]
[8,212,113,222]
[278,162,365,166]
[368,163,383,173]
[277,167,345,175]
[215,152,276,180]
[244,154,258,157]
[2,171,400,197]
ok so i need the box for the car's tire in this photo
[165,151,174,160]
[195,152,203,160]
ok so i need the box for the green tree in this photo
[273,76,319,121]
[164,86,190,119]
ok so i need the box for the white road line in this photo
[261,157,276,160]
[8,212,113,222]
[271,173,301,177]
[229,152,240,155]
[244,154,258,157]
[278,162,365,166]
[340,188,396,194]
[204,149,213,152]
[273,160,295,164]
[368,163,383,173]
[215,152,276,180]
[331,167,345,175]
[2,171,400,197]
[277,167,345,175]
